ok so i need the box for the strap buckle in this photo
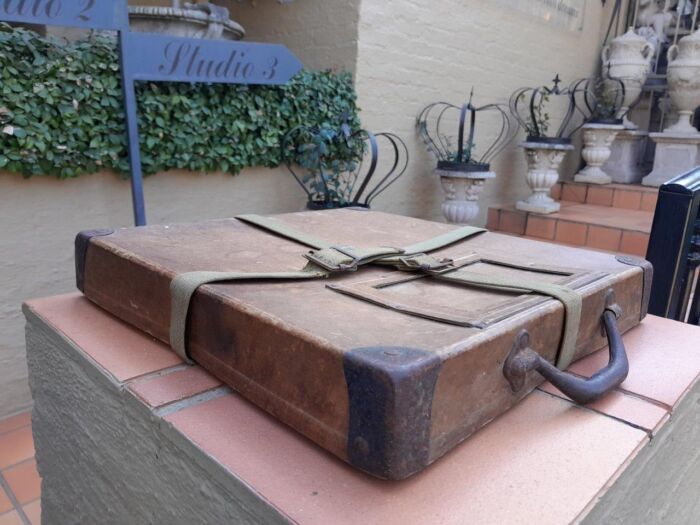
[397,254,455,274]
[305,246,405,273]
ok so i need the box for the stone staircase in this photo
[487,182,658,257]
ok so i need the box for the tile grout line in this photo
[0,470,32,525]
[0,423,31,438]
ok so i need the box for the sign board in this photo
[1,1,303,226]
[0,0,125,30]
[495,0,586,31]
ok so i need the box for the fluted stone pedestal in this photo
[643,132,700,187]
[574,123,625,185]
[517,141,574,215]
[603,130,648,184]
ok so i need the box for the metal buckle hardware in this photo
[305,246,405,273]
[397,254,455,274]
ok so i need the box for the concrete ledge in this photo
[24,293,700,524]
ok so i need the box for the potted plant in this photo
[417,95,514,224]
[573,77,626,185]
[282,119,408,210]
[510,75,578,214]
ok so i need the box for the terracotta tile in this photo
[129,367,222,409]
[167,391,646,525]
[525,216,556,239]
[561,183,588,203]
[612,190,643,210]
[0,487,11,515]
[0,511,23,525]
[486,208,500,230]
[569,316,700,409]
[0,413,31,436]
[551,183,562,201]
[499,209,527,236]
[586,226,622,252]
[620,231,650,257]
[586,186,614,207]
[0,427,34,469]
[640,192,658,212]
[547,204,652,233]
[3,460,41,505]
[22,500,41,525]
[538,383,668,433]
[24,294,182,383]
[555,221,587,246]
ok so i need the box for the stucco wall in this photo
[0,168,302,418]
[353,0,625,221]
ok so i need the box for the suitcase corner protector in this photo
[75,229,115,292]
[343,347,442,480]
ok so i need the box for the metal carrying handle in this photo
[503,289,628,405]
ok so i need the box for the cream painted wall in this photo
[353,0,623,222]
[0,168,302,417]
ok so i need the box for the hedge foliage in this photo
[0,24,361,178]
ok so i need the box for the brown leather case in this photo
[75,209,651,480]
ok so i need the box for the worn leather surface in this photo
[79,209,647,477]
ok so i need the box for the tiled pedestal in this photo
[24,294,700,525]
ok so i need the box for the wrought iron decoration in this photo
[282,125,409,209]
[509,74,590,144]
[416,91,515,172]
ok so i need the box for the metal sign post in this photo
[1,1,303,226]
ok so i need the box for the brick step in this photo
[487,202,654,257]
[552,182,658,212]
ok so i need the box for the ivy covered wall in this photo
[0,24,361,179]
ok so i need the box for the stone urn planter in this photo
[665,28,700,134]
[129,1,245,41]
[437,162,495,225]
[601,28,654,129]
[516,140,574,215]
[574,122,625,185]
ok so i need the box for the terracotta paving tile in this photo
[0,487,11,515]
[569,316,700,409]
[129,367,222,409]
[612,190,643,210]
[22,500,41,525]
[167,390,646,525]
[499,209,527,236]
[486,207,500,230]
[25,294,182,383]
[525,215,556,240]
[561,183,588,203]
[0,427,34,469]
[620,231,650,257]
[0,413,30,436]
[538,382,668,433]
[640,192,658,212]
[0,511,22,525]
[548,204,653,233]
[554,221,587,246]
[551,183,562,201]
[3,460,41,505]
[586,186,614,207]
[587,225,622,252]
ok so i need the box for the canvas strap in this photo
[169,214,581,369]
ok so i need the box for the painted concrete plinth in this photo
[574,124,624,185]
[603,130,648,184]
[517,141,574,214]
[643,132,700,187]
[437,169,495,225]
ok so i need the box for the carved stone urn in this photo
[129,1,245,41]
[516,141,574,215]
[666,28,700,134]
[574,123,625,185]
[601,28,654,129]
[436,163,495,225]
